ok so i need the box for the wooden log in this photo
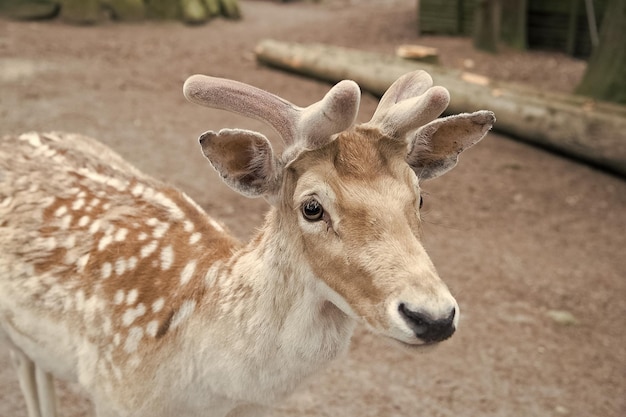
[255,39,626,177]
[396,44,439,64]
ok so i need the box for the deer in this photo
[0,70,494,417]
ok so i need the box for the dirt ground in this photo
[0,1,624,416]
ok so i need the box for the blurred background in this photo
[0,1,624,416]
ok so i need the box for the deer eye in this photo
[302,198,324,222]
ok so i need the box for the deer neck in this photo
[199,207,356,362]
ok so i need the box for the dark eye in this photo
[419,195,424,209]
[302,198,324,221]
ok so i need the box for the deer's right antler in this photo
[183,75,361,151]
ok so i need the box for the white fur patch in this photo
[160,245,174,270]
[140,240,158,259]
[98,234,113,251]
[126,289,139,305]
[89,219,102,234]
[54,205,68,217]
[101,262,113,279]
[78,215,91,227]
[72,198,85,211]
[59,214,72,230]
[152,298,165,313]
[77,254,90,272]
[146,320,159,338]
[113,290,125,305]
[115,258,127,276]
[189,232,201,245]
[180,260,197,286]
[114,228,128,242]
[122,303,146,326]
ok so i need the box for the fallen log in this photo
[255,39,626,177]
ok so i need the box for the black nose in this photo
[398,303,456,343]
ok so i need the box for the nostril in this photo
[398,303,430,335]
[398,303,456,343]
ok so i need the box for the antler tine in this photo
[297,79,361,149]
[184,75,300,144]
[367,70,450,141]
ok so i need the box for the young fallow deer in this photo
[0,70,494,417]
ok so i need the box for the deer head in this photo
[183,71,495,346]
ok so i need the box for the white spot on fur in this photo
[63,250,78,265]
[152,298,165,313]
[114,228,128,242]
[113,333,121,346]
[122,303,146,326]
[170,300,196,330]
[77,254,90,272]
[113,290,125,305]
[208,217,224,233]
[72,198,85,211]
[107,178,127,192]
[146,320,159,338]
[89,198,101,207]
[180,260,197,286]
[127,256,138,271]
[98,234,113,251]
[138,232,148,241]
[89,219,102,234]
[146,218,159,227]
[126,289,139,305]
[102,202,111,211]
[78,215,90,227]
[60,214,72,230]
[21,132,42,147]
[124,326,144,353]
[102,262,113,279]
[189,232,201,245]
[140,240,158,259]
[115,258,127,276]
[154,192,185,220]
[54,205,67,217]
[152,222,169,239]
[183,220,194,232]
[0,197,12,208]
[131,183,145,197]
[160,245,174,270]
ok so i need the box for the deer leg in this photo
[10,349,42,417]
[35,365,58,417]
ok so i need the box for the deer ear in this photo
[408,111,495,180]
[199,129,280,197]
